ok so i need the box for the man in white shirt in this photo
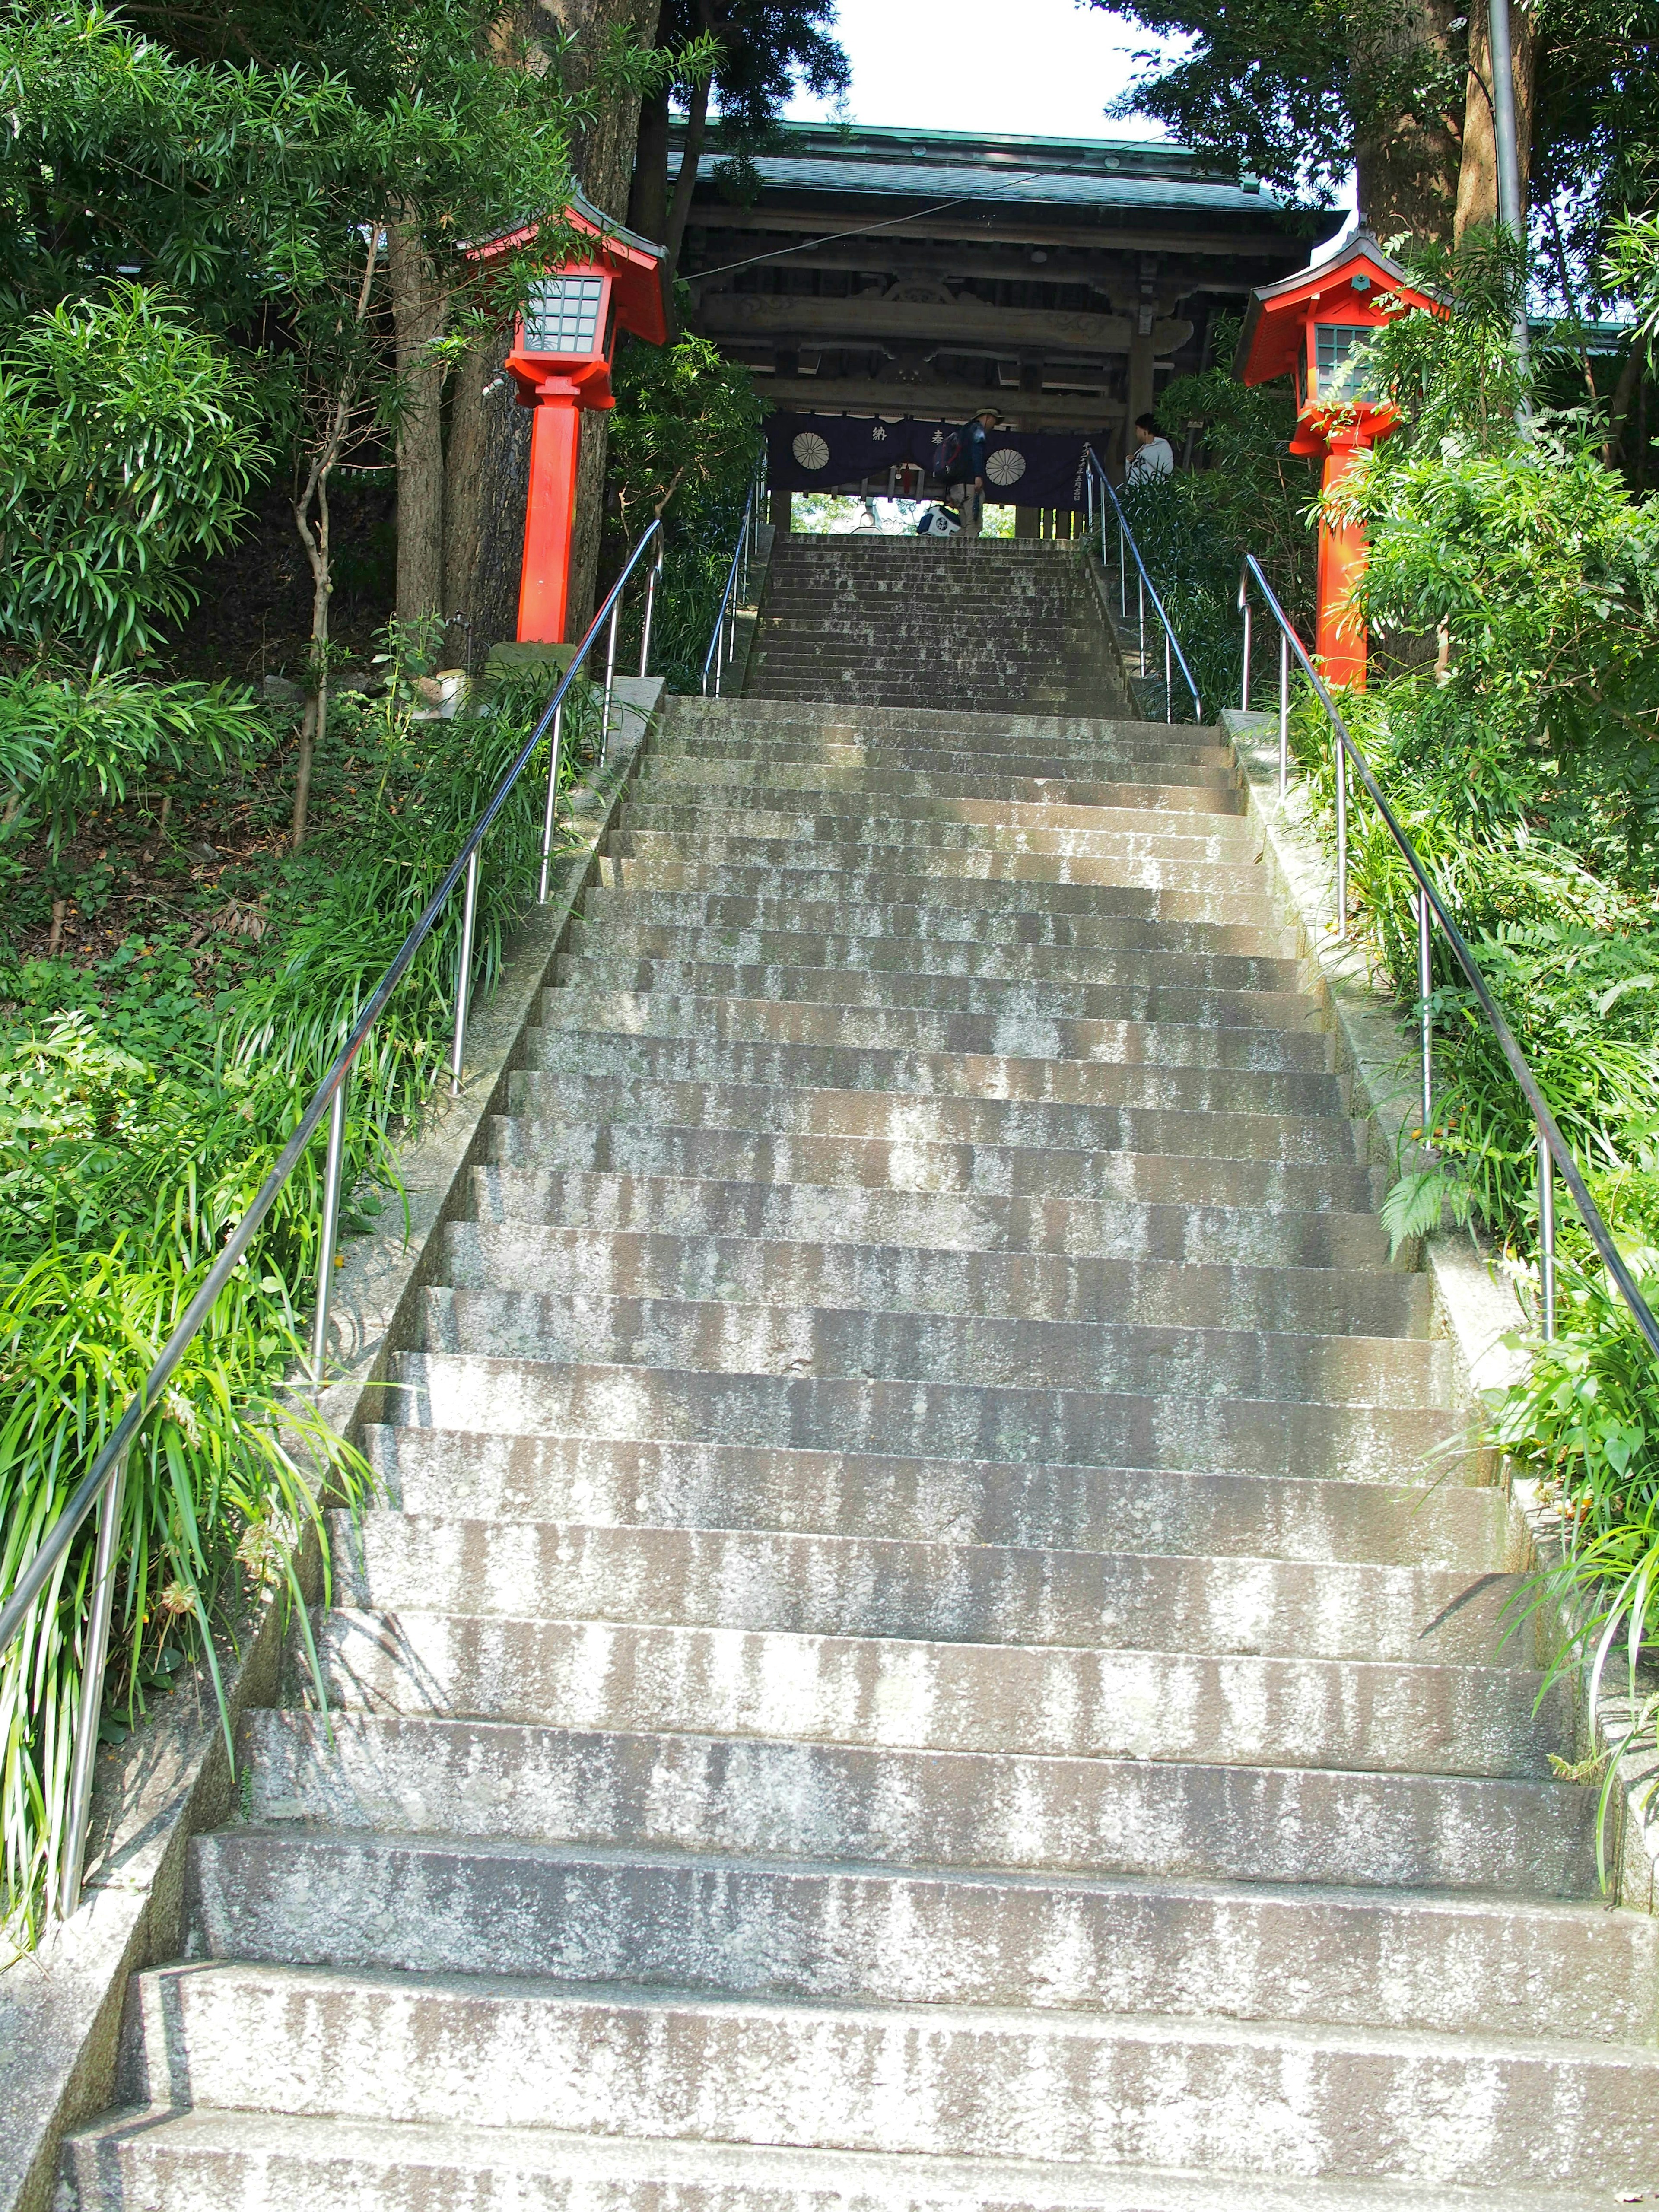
[1125,411,1175,485]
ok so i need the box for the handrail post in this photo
[1415,889,1433,1139]
[1537,1119,1557,1338]
[536,700,565,905]
[1164,629,1173,725]
[1137,573,1145,675]
[713,614,725,699]
[450,846,480,1098]
[311,1074,350,1389]
[600,591,622,766]
[1241,597,1252,713]
[1333,729,1348,938]
[639,559,660,679]
[1119,521,1127,618]
[1278,630,1289,801]
[57,1442,129,1919]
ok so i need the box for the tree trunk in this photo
[1349,0,1464,248]
[1453,0,1536,240]
[291,493,331,852]
[665,72,709,270]
[442,0,659,655]
[630,79,671,242]
[388,214,449,636]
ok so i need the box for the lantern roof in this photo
[467,187,674,346]
[1233,229,1444,387]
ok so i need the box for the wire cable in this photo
[687,170,1057,282]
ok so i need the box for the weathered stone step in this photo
[535,992,1330,1068]
[567,918,1301,993]
[664,700,1207,740]
[240,1707,1597,1894]
[54,2104,1650,2212]
[550,959,1308,1035]
[385,1351,1456,1482]
[491,1116,1376,1212]
[443,1222,1424,1335]
[418,1288,1445,1409]
[307,1605,1557,1775]
[618,832,1273,896]
[658,723,1231,768]
[365,1428,1497,1570]
[185,1831,1655,2043]
[328,1511,1508,1663]
[581,884,1290,960]
[646,748,1236,793]
[470,1164,1392,1271]
[108,1963,1659,2186]
[620,804,1253,861]
[604,857,1287,929]
[637,767,1243,820]
[519,1030,1341,1111]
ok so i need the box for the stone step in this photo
[106,1963,1659,2187]
[656,725,1232,769]
[579,885,1292,960]
[489,1117,1378,1213]
[618,805,1254,861]
[184,1831,1656,2043]
[644,749,1238,793]
[417,1289,1446,1408]
[469,1164,1394,1271]
[617,832,1273,896]
[550,960,1309,1035]
[443,1222,1426,1335]
[566,918,1302,992]
[240,1707,1596,1894]
[636,767,1243,820]
[327,1511,1510,1663]
[54,2105,1648,2212]
[662,701,1208,740]
[534,992,1332,1069]
[364,1428,1499,1569]
[383,1351,1457,1483]
[603,857,1289,929]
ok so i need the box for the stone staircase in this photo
[60,687,1659,2207]
[745,535,1132,713]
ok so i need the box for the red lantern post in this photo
[1235,233,1444,689]
[470,194,672,644]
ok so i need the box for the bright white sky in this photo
[785,0,1175,142]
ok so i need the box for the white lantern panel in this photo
[525,274,606,356]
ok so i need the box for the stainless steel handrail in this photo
[1082,448,1202,724]
[1238,550,1659,1361]
[0,516,665,1922]
[702,460,766,698]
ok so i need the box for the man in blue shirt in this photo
[949,408,1000,536]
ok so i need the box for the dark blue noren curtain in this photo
[766,413,1106,508]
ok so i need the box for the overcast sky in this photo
[784,0,1177,142]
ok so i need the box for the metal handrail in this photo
[0,517,666,1922]
[1082,448,1202,724]
[702,459,766,698]
[1238,550,1659,1362]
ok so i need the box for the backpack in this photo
[933,425,968,483]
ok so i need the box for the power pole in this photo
[1487,0,1531,376]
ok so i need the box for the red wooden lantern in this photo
[1235,232,1445,689]
[470,191,673,644]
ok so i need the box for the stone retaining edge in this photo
[1222,705,1659,1914]
[0,675,667,2212]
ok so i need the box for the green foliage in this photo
[0,286,264,669]
[0,673,264,860]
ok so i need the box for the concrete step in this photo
[579,884,1293,960]
[383,1349,1457,1482]
[105,1963,1659,2187]
[617,808,1256,867]
[489,1116,1379,1214]
[644,749,1238,794]
[417,1288,1446,1408]
[55,2105,1652,2212]
[549,959,1311,1035]
[565,918,1303,992]
[469,1164,1394,1271]
[305,1605,1556,1775]
[511,1066,1362,1168]
[327,1511,1511,1663]
[442,1222,1428,1335]
[184,1829,1657,2042]
[617,832,1274,896]
[532,992,1332,1071]
[363,1428,1501,1569]
[634,769,1245,821]
[661,701,1215,742]
[602,857,1292,929]
[656,726,1233,771]
[239,1707,1599,1894]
